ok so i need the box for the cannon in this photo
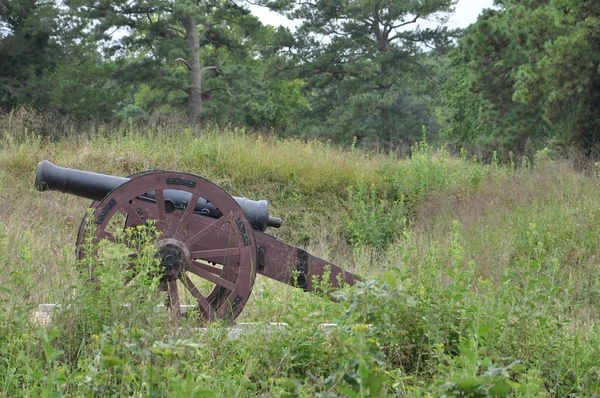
[35,161,359,322]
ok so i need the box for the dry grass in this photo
[402,160,600,305]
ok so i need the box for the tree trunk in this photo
[581,61,600,154]
[184,15,202,127]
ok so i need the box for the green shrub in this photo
[345,181,405,248]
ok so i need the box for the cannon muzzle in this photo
[35,160,282,231]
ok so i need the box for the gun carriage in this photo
[34,161,358,322]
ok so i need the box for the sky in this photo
[249,0,496,30]
[451,0,496,27]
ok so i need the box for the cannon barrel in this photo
[34,160,282,231]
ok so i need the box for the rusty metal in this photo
[35,161,359,322]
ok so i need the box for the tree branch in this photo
[405,59,440,84]
[200,22,221,37]
[175,58,192,71]
[318,66,361,79]
[200,66,219,76]
[202,86,244,97]
[167,26,186,36]
[392,15,419,29]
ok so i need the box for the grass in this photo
[1,111,600,396]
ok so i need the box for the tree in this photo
[513,0,600,152]
[0,0,62,108]
[0,0,126,119]
[67,0,267,127]
[198,24,310,129]
[443,0,600,155]
[260,0,458,148]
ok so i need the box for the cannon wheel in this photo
[75,170,257,322]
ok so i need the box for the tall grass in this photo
[1,110,599,395]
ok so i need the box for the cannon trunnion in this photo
[35,161,358,322]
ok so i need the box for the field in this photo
[1,115,600,396]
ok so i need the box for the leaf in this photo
[193,390,216,398]
[47,328,61,341]
[367,374,387,397]
[459,340,477,363]
[477,323,492,339]
[42,341,63,362]
[337,385,359,398]
[489,381,511,395]
[358,363,370,380]
[103,356,124,367]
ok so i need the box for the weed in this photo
[345,181,405,249]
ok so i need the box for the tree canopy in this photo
[261,0,458,148]
[442,0,600,156]
[2,0,599,156]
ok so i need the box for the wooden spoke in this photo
[154,189,167,225]
[121,202,145,226]
[158,278,168,292]
[173,193,200,239]
[168,278,181,318]
[188,261,236,291]
[189,260,224,276]
[185,213,234,247]
[123,253,139,284]
[184,193,201,219]
[181,274,216,320]
[190,247,240,261]
[98,231,116,242]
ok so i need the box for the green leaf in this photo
[337,385,359,398]
[42,341,63,362]
[367,374,387,397]
[489,381,511,395]
[103,356,125,368]
[47,329,61,341]
[192,391,216,398]
[477,323,492,339]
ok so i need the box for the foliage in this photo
[438,53,495,154]
[0,0,63,108]
[35,58,127,120]
[443,0,600,156]
[4,0,600,156]
[63,0,310,129]
[260,0,458,148]
[345,181,405,248]
[0,1,124,120]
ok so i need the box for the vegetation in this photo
[3,1,599,156]
[1,112,600,395]
[2,0,600,395]
[441,0,600,156]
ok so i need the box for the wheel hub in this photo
[157,238,191,279]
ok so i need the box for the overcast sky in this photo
[249,0,496,29]
[451,0,495,27]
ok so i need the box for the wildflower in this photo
[351,324,369,332]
